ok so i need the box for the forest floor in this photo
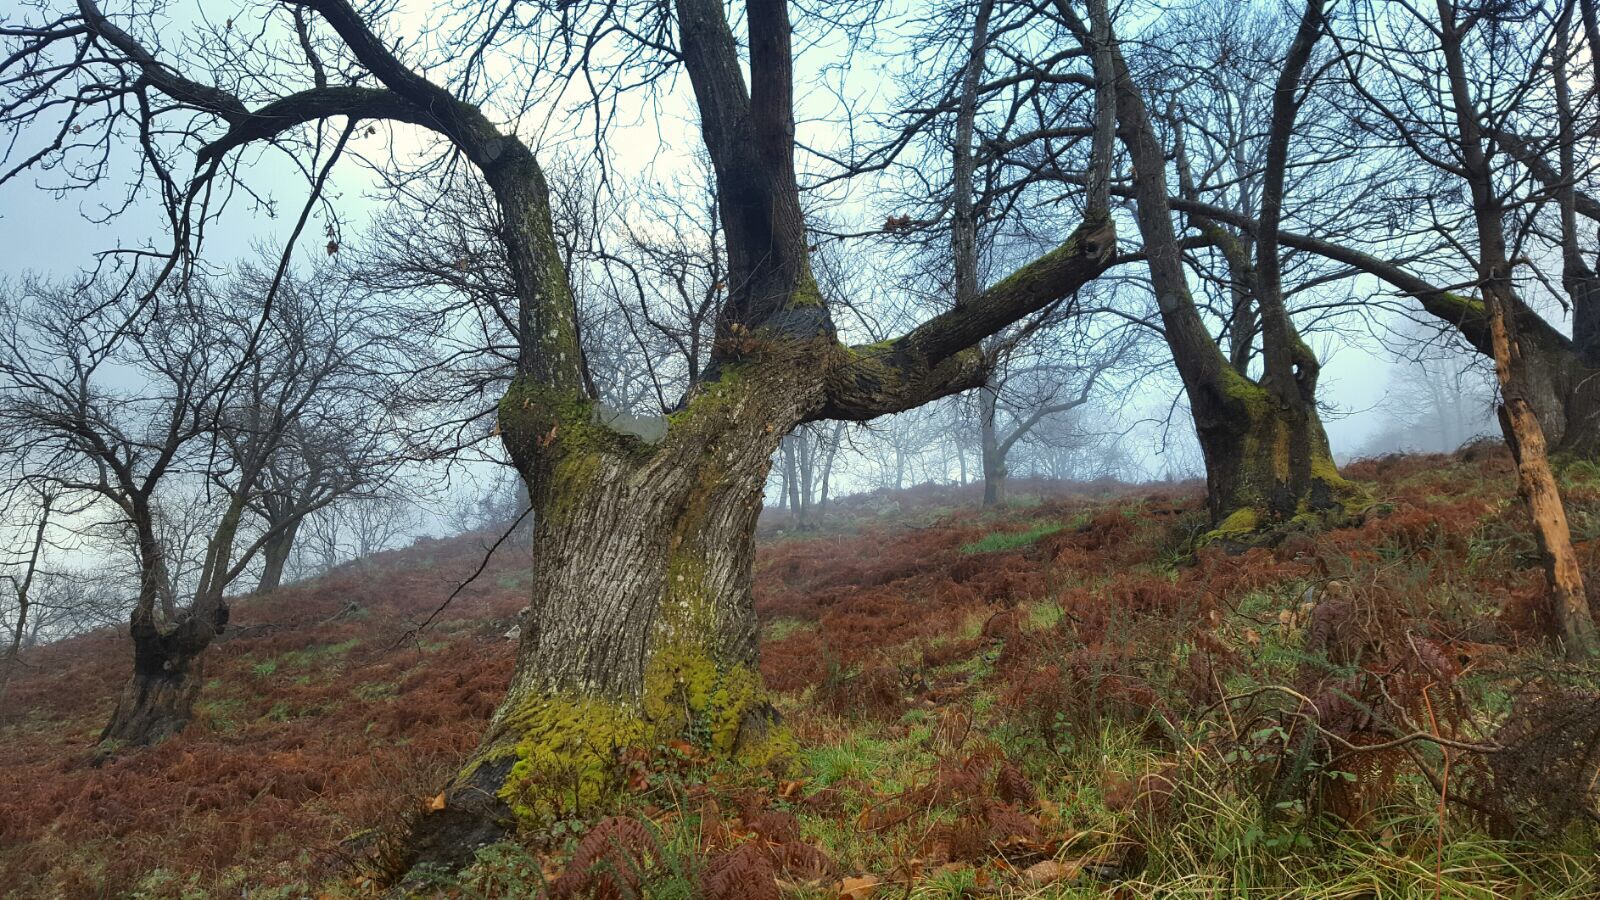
[3,446,1600,898]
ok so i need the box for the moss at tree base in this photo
[1201,473,1374,548]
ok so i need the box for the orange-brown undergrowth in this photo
[3,445,1598,896]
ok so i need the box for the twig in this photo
[392,507,533,649]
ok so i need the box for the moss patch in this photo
[489,556,792,826]
[493,695,650,821]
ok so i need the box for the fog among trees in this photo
[3,0,1600,894]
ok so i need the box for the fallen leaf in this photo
[426,792,446,811]
[836,874,881,898]
[1022,859,1075,885]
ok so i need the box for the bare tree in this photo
[1,0,1120,866]
[1361,320,1496,455]
[1050,0,1368,533]
[0,481,54,702]
[976,320,1131,506]
[0,264,394,743]
[243,272,405,592]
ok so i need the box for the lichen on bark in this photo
[460,366,799,829]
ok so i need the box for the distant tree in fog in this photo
[1361,327,1496,457]
[298,495,422,576]
[0,265,399,744]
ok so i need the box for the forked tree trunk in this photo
[1091,1,1361,535]
[1194,368,1353,533]
[100,616,213,746]
[103,499,241,746]
[405,363,813,868]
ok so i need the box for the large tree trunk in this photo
[404,366,809,869]
[1193,368,1352,532]
[100,615,213,746]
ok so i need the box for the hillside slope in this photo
[2,448,1599,898]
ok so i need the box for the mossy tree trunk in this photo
[407,359,816,862]
[1160,190,1600,461]
[1194,369,1354,532]
[398,0,1117,872]
[1082,0,1359,534]
[45,0,1117,843]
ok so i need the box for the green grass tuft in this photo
[961,520,1066,554]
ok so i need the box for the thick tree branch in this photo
[819,215,1115,421]
[196,87,423,166]
[1162,193,1567,358]
[75,0,247,120]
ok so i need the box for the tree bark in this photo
[979,385,1007,507]
[255,519,300,594]
[99,620,210,747]
[405,359,812,868]
[398,190,1115,880]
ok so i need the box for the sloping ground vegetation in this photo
[3,446,1600,898]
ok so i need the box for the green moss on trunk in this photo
[478,515,791,828]
[492,695,649,820]
[640,556,792,765]
[1204,368,1370,542]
